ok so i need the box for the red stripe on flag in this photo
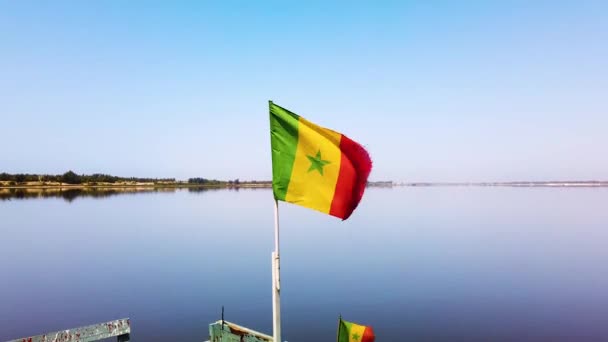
[361,326,375,342]
[329,134,372,220]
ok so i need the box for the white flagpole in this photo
[272,198,282,342]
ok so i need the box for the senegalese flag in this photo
[338,318,375,342]
[269,101,372,220]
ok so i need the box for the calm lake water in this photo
[1,187,607,341]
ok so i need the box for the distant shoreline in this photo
[399,181,608,187]
[0,182,272,190]
[3,180,608,190]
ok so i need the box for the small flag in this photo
[338,318,375,342]
[269,101,372,220]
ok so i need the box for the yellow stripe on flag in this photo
[285,117,342,214]
[348,323,367,342]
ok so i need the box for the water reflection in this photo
[0,186,249,202]
[2,187,607,341]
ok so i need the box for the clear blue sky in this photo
[1,1,607,182]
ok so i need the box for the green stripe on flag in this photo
[269,101,300,200]
[338,319,352,342]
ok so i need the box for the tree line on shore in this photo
[0,171,273,186]
[0,171,175,185]
[187,178,272,186]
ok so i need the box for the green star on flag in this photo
[352,333,360,341]
[306,150,330,175]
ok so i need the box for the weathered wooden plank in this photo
[8,318,130,342]
[208,320,272,342]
